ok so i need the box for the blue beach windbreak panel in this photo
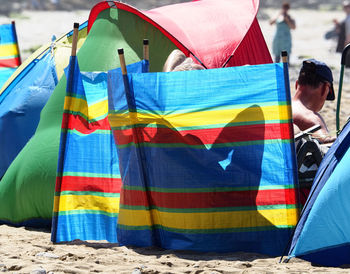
[108,62,299,256]
[52,57,148,243]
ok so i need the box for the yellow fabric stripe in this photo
[109,105,290,128]
[118,208,298,229]
[0,44,18,58]
[54,195,120,213]
[64,96,108,120]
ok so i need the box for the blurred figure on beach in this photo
[270,2,296,63]
[292,59,336,144]
[332,1,350,66]
[50,0,61,10]
[30,0,43,10]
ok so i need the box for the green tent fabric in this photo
[0,8,178,226]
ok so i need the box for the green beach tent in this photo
[0,0,271,227]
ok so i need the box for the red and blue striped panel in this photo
[108,63,299,255]
[52,58,149,243]
[52,58,118,243]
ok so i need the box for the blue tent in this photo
[288,120,350,266]
[0,51,57,178]
[0,22,88,178]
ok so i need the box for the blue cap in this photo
[302,59,335,101]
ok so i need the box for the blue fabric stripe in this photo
[0,24,17,44]
[108,60,149,112]
[64,56,85,98]
[117,142,295,189]
[81,72,108,105]
[61,131,120,175]
[127,63,286,113]
[53,214,118,243]
[117,227,292,256]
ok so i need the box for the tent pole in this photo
[118,48,155,240]
[336,43,350,135]
[281,50,300,210]
[52,22,80,242]
[279,50,300,263]
[143,39,149,62]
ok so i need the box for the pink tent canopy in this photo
[88,0,272,69]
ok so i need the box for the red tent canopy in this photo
[88,0,272,69]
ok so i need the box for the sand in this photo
[1,224,350,274]
[1,5,350,274]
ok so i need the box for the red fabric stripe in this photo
[55,176,122,193]
[62,113,111,133]
[113,123,292,146]
[0,57,20,68]
[121,188,298,208]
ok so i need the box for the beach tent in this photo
[287,120,350,266]
[0,0,272,227]
[0,22,88,178]
[0,21,21,89]
[88,0,271,68]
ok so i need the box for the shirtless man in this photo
[292,59,336,144]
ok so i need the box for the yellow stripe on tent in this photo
[54,195,120,213]
[109,105,291,129]
[118,208,298,229]
[0,44,19,58]
[64,96,108,120]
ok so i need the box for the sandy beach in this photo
[2,224,350,274]
[1,2,350,274]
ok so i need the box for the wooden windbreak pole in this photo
[281,50,288,64]
[71,22,79,57]
[279,49,300,264]
[117,47,154,226]
[53,23,80,242]
[118,48,127,75]
[143,39,149,61]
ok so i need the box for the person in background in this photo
[270,2,296,63]
[292,59,336,144]
[30,0,43,10]
[335,1,350,66]
[163,49,204,72]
